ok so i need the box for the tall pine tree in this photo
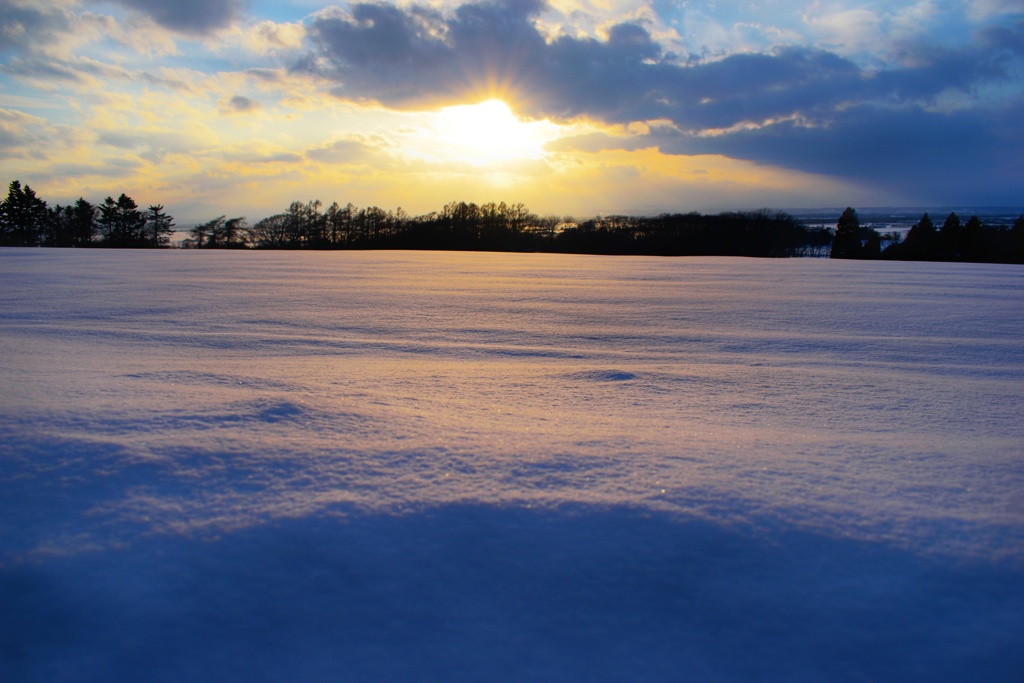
[146,205,175,247]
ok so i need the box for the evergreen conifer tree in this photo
[830,207,861,259]
[0,180,48,246]
[146,205,175,247]
[902,213,938,260]
[71,198,96,246]
[99,194,147,246]
[940,212,962,260]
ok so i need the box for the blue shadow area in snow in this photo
[2,504,1022,683]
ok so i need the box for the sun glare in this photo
[411,99,560,167]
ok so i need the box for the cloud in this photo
[0,0,115,58]
[1,54,131,88]
[3,0,1021,211]
[544,130,651,154]
[98,0,244,34]
[97,129,141,149]
[965,0,1024,21]
[299,1,1024,196]
[49,157,143,178]
[0,1,70,50]
[224,95,262,114]
[306,138,378,165]
[225,150,304,164]
[242,20,306,56]
[0,107,47,158]
[979,19,1024,58]
[245,67,286,83]
[303,2,1020,120]
[668,101,1024,204]
[301,0,560,106]
[803,8,882,52]
[0,1,181,64]
[91,120,220,165]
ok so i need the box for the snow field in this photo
[1,250,1022,681]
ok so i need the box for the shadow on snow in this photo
[2,503,1022,683]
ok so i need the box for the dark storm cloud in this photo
[101,0,244,34]
[670,103,1024,201]
[301,2,1023,195]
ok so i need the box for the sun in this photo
[412,99,561,167]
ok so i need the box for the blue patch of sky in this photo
[649,1,806,56]
[0,75,75,121]
[648,1,1000,59]
[161,49,272,77]
[248,0,320,23]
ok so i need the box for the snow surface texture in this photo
[1,250,1022,682]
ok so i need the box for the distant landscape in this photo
[3,180,1023,263]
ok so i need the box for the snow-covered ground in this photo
[2,249,1022,682]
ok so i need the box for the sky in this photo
[1,0,1022,222]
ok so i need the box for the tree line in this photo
[2,179,1021,263]
[829,207,1024,264]
[198,199,828,257]
[0,181,174,248]
[182,198,1024,263]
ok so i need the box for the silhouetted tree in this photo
[1011,215,1024,263]
[441,201,481,243]
[192,216,247,248]
[5,177,1022,262]
[357,206,390,243]
[189,217,212,247]
[98,194,147,247]
[277,200,318,247]
[223,217,249,247]
[247,214,289,248]
[146,205,175,247]
[899,212,939,260]
[37,197,98,247]
[937,212,963,260]
[862,229,882,258]
[325,202,347,246]
[43,204,74,247]
[961,215,988,262]
[1,180,48,246]
[830,207,862,259]
[69,198,97,246]
[529,214,565,242]
[302,200,326,246]
[804,226,833,257]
